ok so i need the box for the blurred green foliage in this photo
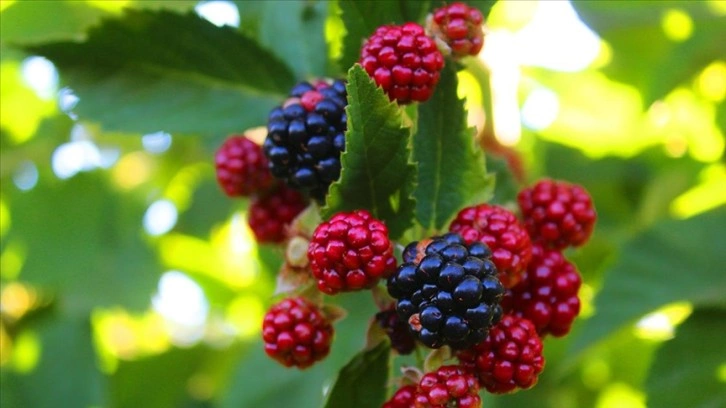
[1,1,724,408]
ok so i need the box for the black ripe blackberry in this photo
[375,306,416,355]
[387,233,504,350]
[263,80,347,201]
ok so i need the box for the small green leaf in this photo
[24,9,296,135]
[646,309,726,408]
[572,207,726,352]
[413,63,491,232]
[323,342,391,408]
[322,65,416,239]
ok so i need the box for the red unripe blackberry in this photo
[359,22,444,104]
[376,306,417,355]
[457,315,545,394]
[427,2,486,58]
[383,385,417,408]
[414,365,481,408]
[215,135,274,197]
[248,184,307,243]
[308,210,396,295]
[502,243,581,337]
[449,204,532,289]
[262,297,334,369]
[517,179,597,249]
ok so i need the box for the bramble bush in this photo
[1,1,724,408]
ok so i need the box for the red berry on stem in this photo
[449,204,532,288]
[262,297,333,369]
[308,210,396,294]
[360,23,444,104]
[457,315,545,394]
[517,179,597,249]
[414,365,481,408]
[215,135,274,197]
[248,184,307,243]
[383,385,417,408]
[502,243,582,337]
[428,2,486,58]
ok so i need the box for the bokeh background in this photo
[1,1,724,407]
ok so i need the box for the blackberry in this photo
[263,79,348,202]
[387,233,504,350]
[376,306,417,355]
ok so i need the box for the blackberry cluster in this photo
[263,80,347,201]
[387,233,504,350]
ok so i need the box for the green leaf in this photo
[110,345,240,408]
[24,9,296,135]
[572,207,726,352]
[323,342,391,408]
[257,0,330,79]
[0,0,106,44]
[413,63,491,232]
[2,317,106,408]
[6,172,160,314]
[646,309,726,408]
[572,1,726,104]
[322,64,416,238]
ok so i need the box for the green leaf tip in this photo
[322,64,416,239]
